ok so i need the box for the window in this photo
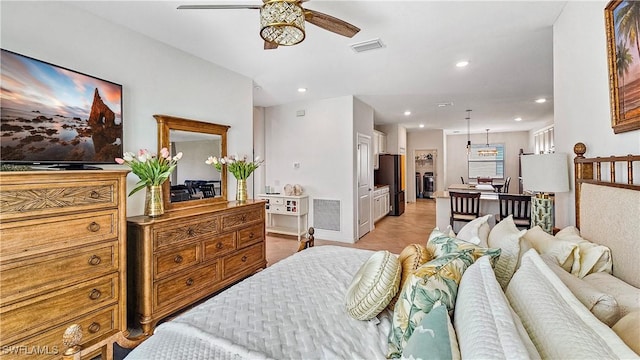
[468,143,505,179]
[534,126,554,154]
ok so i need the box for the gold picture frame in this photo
[605,0,640,134]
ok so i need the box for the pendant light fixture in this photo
[478,129,498,156]
[466,109,472,154]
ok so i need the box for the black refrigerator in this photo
[375,154,405,216]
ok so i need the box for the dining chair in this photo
[497,194,532,229]
[503,176,511,193]
[200,184,216,198]
[449,191,481,230]
[460,176,465,184]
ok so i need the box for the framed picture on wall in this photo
[605,0,640,134]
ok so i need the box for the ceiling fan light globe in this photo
[260,0,306,46]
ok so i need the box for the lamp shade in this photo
[521,153,570,193]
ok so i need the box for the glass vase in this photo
[236,179,248,203]
[144,185,164,217]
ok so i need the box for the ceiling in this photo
[69,0,567,134]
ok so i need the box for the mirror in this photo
[155,114,229,211]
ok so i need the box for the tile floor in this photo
[266,198,437,265]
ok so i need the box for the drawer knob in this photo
[87,222,101,232]
[88,322,101,334]
[88,255,102,266]
[241,255,248,262]
[216,242,223,249]
[89,190,100,199]
[185,278,194,286]
[240,215,247,222]
[174,255,183,263]
[249,232,254,239]
[89,289,102,300]
[187,228,195,237]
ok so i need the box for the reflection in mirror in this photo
[169,130,222,202]
[155,114,229,212]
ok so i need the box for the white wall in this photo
[1,1,254,216]
[407,130,445,202]
[264,96,356,242]
[553,1,640,227]
[445,131,530,192]
[253,106,266,197]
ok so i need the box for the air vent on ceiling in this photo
[350,38,384,53]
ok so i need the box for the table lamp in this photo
[521,153,570,233]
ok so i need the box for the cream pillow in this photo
[540,254,621,327]
[506,249,638,359]
[387,244,432,309]
[522,226,580,273]
[345,250,401,321]
[555,226,612,278]
[583,272,640,318]
[487,215,528,289]
[455,214,492,247]
[612,311,640,356]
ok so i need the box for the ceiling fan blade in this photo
[304,9,360,38]
[177,5,261,10]
[264,41,279,50]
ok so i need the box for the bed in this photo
[63,143,640,359]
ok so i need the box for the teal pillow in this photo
[387,250,474,358]
[400,304,460,360]
[427,228,501,266]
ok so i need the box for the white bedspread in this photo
[125,245,392,360]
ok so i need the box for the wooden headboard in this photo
[573,142,640,288]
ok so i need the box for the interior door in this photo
[357,134,372,239]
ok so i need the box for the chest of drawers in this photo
[0,170,128,360]
[126,200,266,335]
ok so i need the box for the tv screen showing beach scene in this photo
[0,49,123,165]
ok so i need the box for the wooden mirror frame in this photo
[155,114,230,211]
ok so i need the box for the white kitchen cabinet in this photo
[373,130,387,170]
[373,185,390,222]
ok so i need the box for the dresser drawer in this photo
[154,262,220,311]
[238,224,264,248]
[1,241,119,305]
[153,215,218,250]
[0,179,119,221]
[0,209,118,261]
[221,207,263,231]
[155,244,200,280]
[1,274,118,343]
[223,243,265,278]
[203,232,236,260]
[1,306,119,360]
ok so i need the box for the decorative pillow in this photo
[555,226,612,277]
[583,272,640,318]
[522,226,580,273]
[455,256,540,360]
[345,250,401,321]
[540,253,621,327]
[400,304,461,360]
[427,228,501,266]
[487,215,528,289]
[506,249,638,359]
[612,311,640,356]
[387,250,475,358]
[455,214,492,247]
[388,244,432,309]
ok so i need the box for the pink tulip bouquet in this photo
[205,155,263,180]
[116,148,182,196]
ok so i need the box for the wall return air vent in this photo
[350,38,384,53]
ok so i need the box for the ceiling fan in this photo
[177,0,360,50]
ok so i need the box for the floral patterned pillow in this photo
[387,250,475,358]
[427,228,501,266]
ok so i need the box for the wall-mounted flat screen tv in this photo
[1,49,123,169]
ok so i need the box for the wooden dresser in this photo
[0,170,128,360]
[127,200,266,335]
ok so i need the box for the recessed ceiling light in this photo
[404,110,411,116]
[298,88,307,93]
[535,98,546,103]
[456,60,469,68]
[419,124,425,128]
[514,117,522,122]
[437,102,453,107]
